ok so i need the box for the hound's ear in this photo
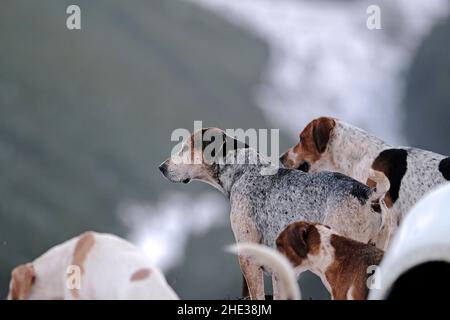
[9,264,36,300]
[312,117,335,154]
[287,223,310,258]
[224,134,249,151]
[217,133,249,160]
[201,128,227,163]
[287,222,318,258]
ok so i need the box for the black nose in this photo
[279,153,286,163]
[158,163,168,174]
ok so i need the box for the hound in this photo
[276,221,384,300]
[159,128,391,300]
[7,232,179,300]
[280,116,450,228]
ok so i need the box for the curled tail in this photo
[368,169,390,201]
[226,243,301,300]
[367,169,396,250]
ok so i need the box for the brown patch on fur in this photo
[311,117,336,154]
[193,128,228,163]
[130,268,152,281]
[70,232,95,299]
[189,129,223,172]
[325,234,384,300]
[367,176,392,208]
[299,118,332,161]
[378,193,393,208]
[276,222,321,266]
[9,264,36,300]
[384,194,394,208]
[281,117,336,169]
[366,178,376,189]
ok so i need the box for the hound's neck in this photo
[217,164,245,197]
[217,149,271,198]
[329,122,391,182]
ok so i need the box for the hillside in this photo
[0,0,270,298]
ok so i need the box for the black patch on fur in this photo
[371,202,382,213]
[332,172,371,205]
[201,130,249,160]
[372,149,408,205]
[439,157,450,180]
[349,184,371,205]
[297,161,310,172]
[201,129,224,157]
[275,168,293,178]
[313,118,334,153]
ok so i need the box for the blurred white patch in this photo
[188,0,449,144]
[118,192,228,271]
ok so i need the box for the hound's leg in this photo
[230,205,265,300]
[239,255,264,300]
[241,275,250,298]
[272,272,283,300]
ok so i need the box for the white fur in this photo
[302,225,335,295]
[7,232,179,300]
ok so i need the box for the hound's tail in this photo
[368,169,390,201]
[226,243,301,300]
[367,169,396,249]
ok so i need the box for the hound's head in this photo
[280,117,336,173]
[276,221,332,269]
[8,263,36,300]
[158,128,248,191]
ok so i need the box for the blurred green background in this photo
[0,0,449,299]
[0,0,276,299]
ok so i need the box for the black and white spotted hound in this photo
[159,128,391,300]
[280,116,450,231]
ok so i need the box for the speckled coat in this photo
[218,149,383,248]
[280,117,450,226]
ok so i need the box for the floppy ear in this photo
[216,133,249,161]
[9,264,36,300]
[200,128,227,164]
[287,223,313,258]
[312,117,335,154]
